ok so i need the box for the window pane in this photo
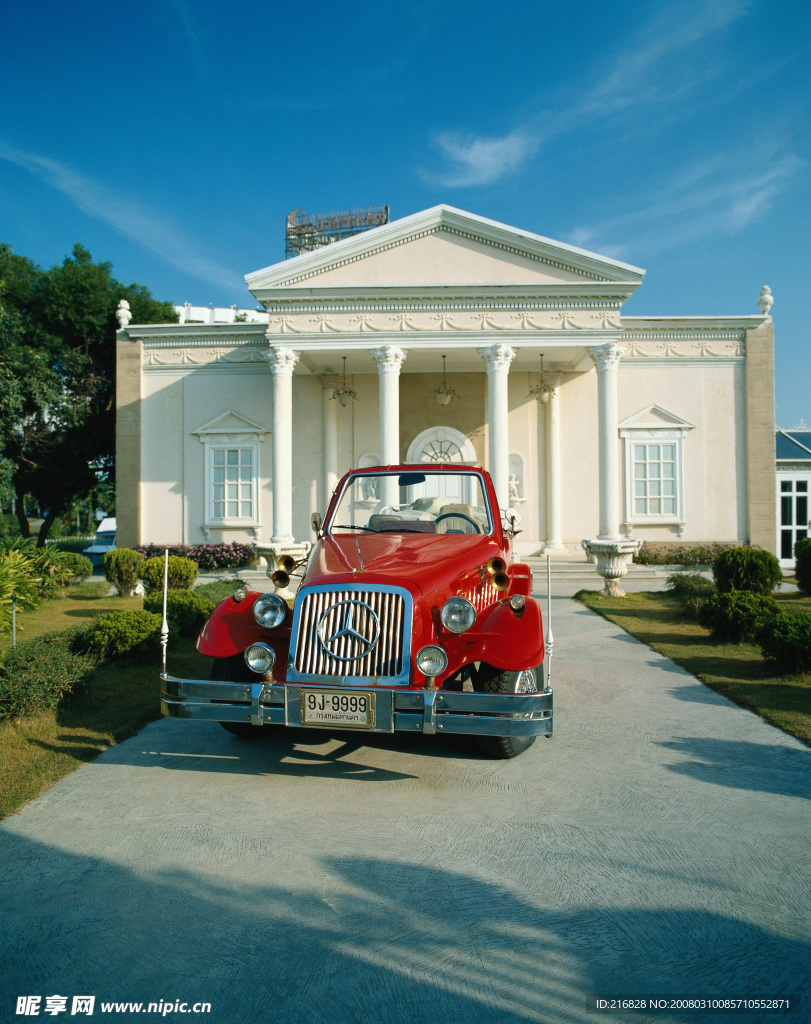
[240,450,252,467]
[213,485,224,501]
[635,464,647,479]
[797,496,808,524]
[649,481,661,496]
[227,501,238,516]
[226,450,238,466]
[663,480,675,496]
[781,480,792,492]
[213,450,225,466]
[662,445,675,461]
[213,467,225,483]
[634,481,646,496]
[649,464,661,479]
[662,462,675,479]
[798,481,808,493]
[663,498,676,514]
[239,466,251,481]
[650,498,661,513]
[781,497,793,526]
[240,502,251,517]
[214,501,224,518]
[635,499,646,514]
[240,484,251,500]
[649,445,660,460]
[781,531,793,559]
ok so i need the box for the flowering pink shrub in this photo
[133,542,255,571]
[634,541,742,566]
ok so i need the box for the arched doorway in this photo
[406,427,478,504]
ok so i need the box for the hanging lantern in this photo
[331,356,358,406]
[431,354,458,406]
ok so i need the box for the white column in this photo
[266,345,299,544]
[544,374,563,551]
[320,373,339,508]
[372,346,407,507]
[479,344,516,509]
[589,342,625,540]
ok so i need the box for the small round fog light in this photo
[233,587,248,603]
[416,645,448,678]
[440,596,476,633]
[509,594,525,612]
[244,643,276,674]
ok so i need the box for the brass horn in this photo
[489,571,510,592]
[271,570,290,590]
[486,556,507,576]
[277,555,297,574]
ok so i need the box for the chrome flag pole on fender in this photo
[545,555,554,690]
[160,549,169,675]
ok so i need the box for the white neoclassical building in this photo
[115,205,776,564]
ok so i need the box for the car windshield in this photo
[328,471,492,536]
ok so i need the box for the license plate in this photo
[300,690,376,729]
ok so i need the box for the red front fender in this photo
[197,593,291,674]
[474,598,544,671]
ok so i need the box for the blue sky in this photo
[1,0,809,426]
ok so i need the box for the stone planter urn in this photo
[581,538,642,597]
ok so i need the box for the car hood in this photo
[305,533,504,598]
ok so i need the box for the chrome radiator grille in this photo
[291,587,409,681]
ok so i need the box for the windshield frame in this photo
[325,467,496,538]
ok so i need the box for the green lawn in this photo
[576,589,811,745]
[1,582,212,819]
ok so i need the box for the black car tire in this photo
[470,662,540,759]
[211,655,272,739]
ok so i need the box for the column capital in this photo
[265,345,299,375]
[371,345,408,373]
[588,342,626,372]
[478,343,516,372]
[319,372,340,391]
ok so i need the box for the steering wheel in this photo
[434,512,482,534]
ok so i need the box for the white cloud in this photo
[422,128,539,187]
[0,142,244,293]
[567,146,803,257]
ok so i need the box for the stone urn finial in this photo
[757,285,774,316]
[116,299,132,328]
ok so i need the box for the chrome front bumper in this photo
[160,675,553,738]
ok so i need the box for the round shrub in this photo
[84,609,161,660]
[104,548,143,596]
[139,555,198,594]
[712,547,781,596]
[56,552,94,584]
[142,588,214,638]
[698,591,782,644]
[758,612,811,674]
[0,628,96,719]
[794,537,811,596]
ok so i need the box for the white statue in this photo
[757,285,774,316]
[509,474,520,500]
[116,299,132,328]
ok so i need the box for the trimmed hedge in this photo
[698,592,782,644]
[758,612,811,674]
[665,571,716,619]
[795,537,811,595]
[139,555,198,594]
[142,588,214,638]
[83,609,161,660]
[195,578,246,604]
[104,548,143,596]
[635,542,739,566]
[57,552,94,584]
[713,547,782,597]
[133,542,254,571]
[0,629,96,719]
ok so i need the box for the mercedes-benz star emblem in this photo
[318,599,380,661]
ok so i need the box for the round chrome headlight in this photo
[245,643,276,674]
[440,596,476,634]
[252,593,287,629]
[415,645,448,678]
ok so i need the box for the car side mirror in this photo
[504,508,523,535]
[311,512,322,535]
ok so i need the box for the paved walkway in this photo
[1,589,808,1023]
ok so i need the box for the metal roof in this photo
[776,431,811,461]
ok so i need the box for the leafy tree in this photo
[0,243,175,545]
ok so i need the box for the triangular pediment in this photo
[619,405,695,431]
[192,410,269,437]
[246,205,645,295]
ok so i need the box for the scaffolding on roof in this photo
[285,205,390,258]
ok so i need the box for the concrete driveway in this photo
[1,591,808,1024]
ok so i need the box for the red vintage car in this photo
[160,465,552,758]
